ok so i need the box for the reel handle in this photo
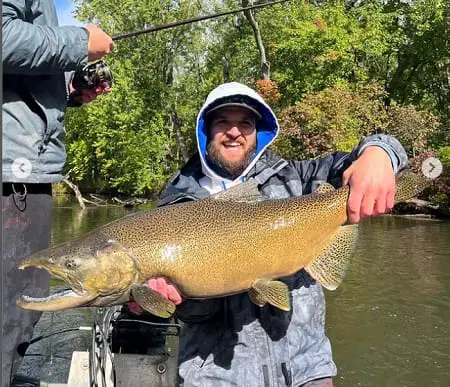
[69,60,113,106]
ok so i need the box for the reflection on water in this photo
[20,198,450,385]
[50,195,147,245]
[328,216,450,387]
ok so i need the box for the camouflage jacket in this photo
[158,135,407,387]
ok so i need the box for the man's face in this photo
[206,106,257,178]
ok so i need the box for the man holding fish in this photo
[15,80,427,385]
[129,81,408,386]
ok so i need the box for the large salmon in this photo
[17,171,430,317]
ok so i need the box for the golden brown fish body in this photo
[17,171,430,317]
[103,188,347,297]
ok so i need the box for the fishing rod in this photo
[73,0,291,95]
[112,0,291,41]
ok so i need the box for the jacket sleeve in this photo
[2,1,89,74]
[290,134,408,191]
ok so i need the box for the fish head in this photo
[17,231,139,311]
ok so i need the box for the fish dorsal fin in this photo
[250,279,290,311]
[314,182,335,194]
[305,224,358,290]
[211,178,263,203]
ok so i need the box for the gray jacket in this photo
[158,136,408,387]
[2,0,89,183]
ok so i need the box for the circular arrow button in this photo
[421,157,443,179]
[11,157,32,179]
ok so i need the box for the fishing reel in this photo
[72,60,113,90]
[69,60,113,105]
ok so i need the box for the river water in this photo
[328,216,450,387]
[18,198,450,386]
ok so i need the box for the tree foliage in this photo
[64,0,448,200]
[272,83,440,160]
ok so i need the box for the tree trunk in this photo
[393,198,450,219]
[63,176,104,208]
[242,0,270,80]
[170,104,190,162]
[62,177,86,210]
[222,56,231,82]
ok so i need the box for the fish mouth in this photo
[18,259,87,301]
[17,288,96,311]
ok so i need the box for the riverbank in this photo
[393,199,450,219]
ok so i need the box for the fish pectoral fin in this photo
[211,178,263,203]
[248,288,267,308]
[305,224,358,291]
[130,284,176,318]
[251,279,290,311]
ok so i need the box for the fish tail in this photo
[394,170,433,204]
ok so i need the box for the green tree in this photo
[272,83,440,161]
[64,0,448,200]
[67,0,215,195]
[272,83,389,159]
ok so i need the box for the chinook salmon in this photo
[17,171,430,318]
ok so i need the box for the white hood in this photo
[196,82,279,193]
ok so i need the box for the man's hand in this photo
[128,277,183,315]
[342,146,396,224]
[69,82,110,105]
[86,25,114,62]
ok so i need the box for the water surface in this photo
[328,216,450,387]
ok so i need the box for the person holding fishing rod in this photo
[2,1,113,385]
[129,82,408,386]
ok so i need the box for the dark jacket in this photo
[2,0,89,183]
[158,139,408,387]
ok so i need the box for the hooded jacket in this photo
[196,82,280,192]
[158,82,408,386]
[2,0,89,183]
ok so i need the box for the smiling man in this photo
[130,81,408,386]
[206,105,258,178]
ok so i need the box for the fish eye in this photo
[65,259,77,269]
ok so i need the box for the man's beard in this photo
[206,141,256,180]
